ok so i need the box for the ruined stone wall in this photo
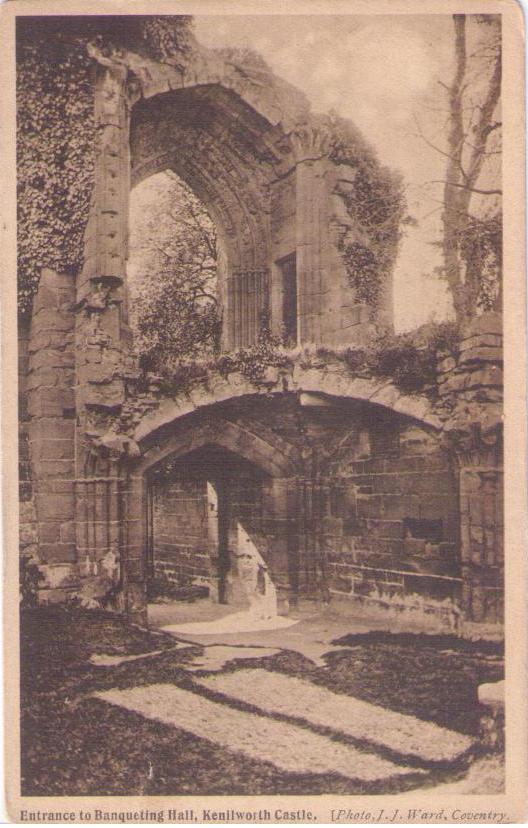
[25,270,77,600]
[439,312,503,623]
[16,19,502,627]
[152,478,209,586]
[150,459,272,597]
[18,317,38,566]
[145,395,461,612]
[323,422,459,604]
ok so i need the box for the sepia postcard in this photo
[1,0,526,823]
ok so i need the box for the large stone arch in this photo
[116,371,456,622]
[121,406,303,621]
[128,84,291,349]
[133,364,443,446]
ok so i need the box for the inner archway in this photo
[145,442,288,629]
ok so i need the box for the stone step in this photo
[96,683,425,783]
[196,669,473,763]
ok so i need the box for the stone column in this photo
[75,58,130,415]
[73,56,139,612]
[292,124,333,346]
[440,312,503,623]
[26,269,77,599]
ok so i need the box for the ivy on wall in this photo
[317,320,461,396]
[340,242,381,305]
[329,115,406,310]
[16,16,194,316]
[17,32,95,315]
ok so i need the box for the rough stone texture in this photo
[25,270,78,598]
[439,313,503,623]
[478,680,505,752]
[151,479,210,587]
[18,318,39,565]
[141,395,460,614]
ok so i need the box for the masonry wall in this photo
[151,478,209,586]
[323,422,460,603]
[150,459,276,599]
[24,269,78,599]
[439,312,504,623]
[18,317,39,567]
[147,396,462,612]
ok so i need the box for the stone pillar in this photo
[262,477,299,613]
[292,124,333,346]
[26,269,77,599]
[120,470,147,623]
[206,481,221,602]
[75,59,130,415]
[73,56,140,614]
[74,455,123,609]
[440,312,503,623]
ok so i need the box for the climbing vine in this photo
[16,16,194,316]
[17,31,95,315]
[317,321,461,396]
[150,315,291,397]
[329,114,406,309]
[340,242,381,305]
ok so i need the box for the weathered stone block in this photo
[19,522,38,546]
[30,439,75,461]
[39,542,77,564]
[35,493,75,521]
[28,419,75,442]
[38,523,63,544]
[19,500,37,524]
[27,388,75,418]
[82,380,125,410]
[36,459,75,479]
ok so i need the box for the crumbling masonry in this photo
[18,20,503,626]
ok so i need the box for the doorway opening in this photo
[145,444,280,628]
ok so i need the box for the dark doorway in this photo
[146,445,268,608]
[278,254,297,347]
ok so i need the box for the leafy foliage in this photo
[329,114,406,309]
[367,323,461,394]
[432,15,502,324]
[17,32,95,315]
[215,324,291,386]
[318,321,461,396]
[138,17,194,64]
[128,171,221,374]
[340,242,381,305]
[16,17,195,315]
[457,211,502,312]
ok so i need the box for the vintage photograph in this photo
[6,2,523,815]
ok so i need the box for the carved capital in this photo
[290,116,333,163]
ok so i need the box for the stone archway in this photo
[121,411,301,622]
[116,382,462,624]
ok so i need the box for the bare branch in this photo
[431,181,502,196]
